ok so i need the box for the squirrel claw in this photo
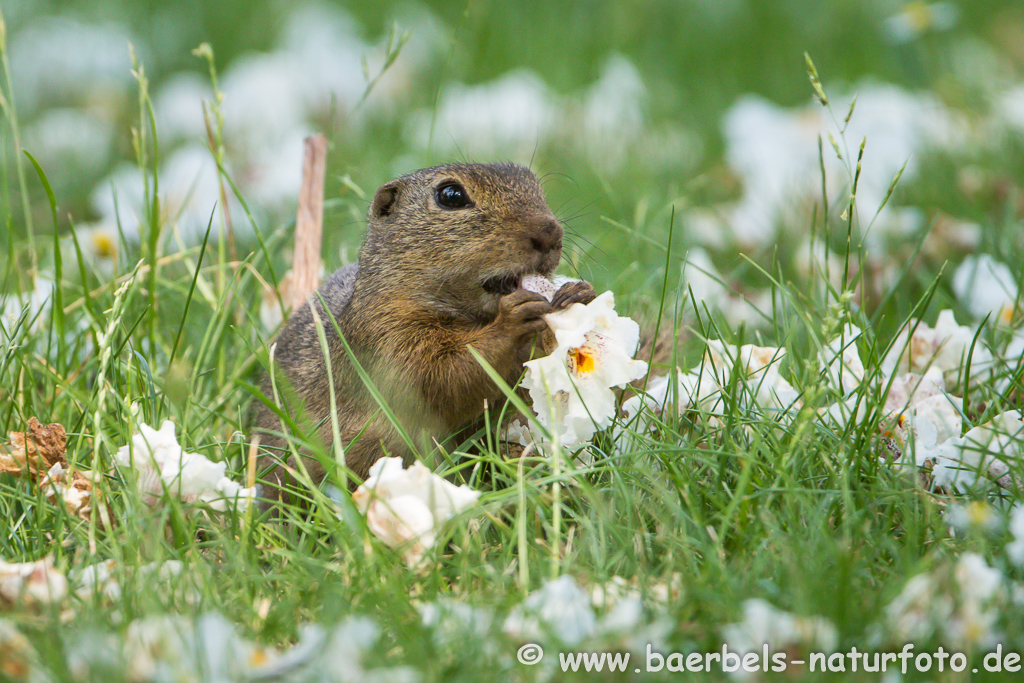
[551,280,598,309]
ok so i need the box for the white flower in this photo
[952,254,1018,325]
[503,575,597,647]
[72,221,120,277]
[884,571,948,643]
[721,599,838,664]
[8,17,135,112]
[219,52,311,148]
[0,556,68,606]
[681,248,771,327]
[882,368,945,414]
[0,275,53,332]
[924,410,1023,491]
[581,54,646,170]
[895,392,963,457]
[1007,506,1024,567]
[152,72,212,145]
[881,555,1004,650]
[522,291,648,446]
[621,370,707,422]
[75,560,184,602]
[949,553,1003,649]
[114,421,255,511]
[352,457,480,568]
[278,4,370,113]
[882,309,994,384]
[407,70,558,156]
[706,340,799,411]
[89,162,147,241]
[945,501,1002,535]
[821,325,865,395]
[883,1,959,44]
[22,107,113,177]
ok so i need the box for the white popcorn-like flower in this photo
[503,575,597,647]
[407,70,558,156]
[75,560,185,602]
[945,501,1002,535]
[948,553,1003,649]
[521,290,649,446]
[722,599,838,666]
[622,342,797,435]
[821,325,865,395]
[681,248,771,328]
[0,275,54,332]
[895,392,963,455]
[881,309,994,383]
[882,368,946,415]
[1007,506,1024,567]
[886,553,1004,651]
[706,341,800,410]
[114,421,255,511]
[0,556,68,606]
[352,457,481,568]
[919,410,1024,491]
[883,1,959,44]
[622,370,705,422]
[952,254,1018,325]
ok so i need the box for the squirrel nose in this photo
[530,218,563,254]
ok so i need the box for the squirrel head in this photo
[360,163,563,321]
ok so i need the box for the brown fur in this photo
[254,163,595,503]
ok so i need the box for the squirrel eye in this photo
[435,182,472,209]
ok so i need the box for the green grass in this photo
[2,2,1024,681]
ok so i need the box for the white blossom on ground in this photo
[881,309,994,384]
[882,368,946,415]
[621,370,710,422]
[952,254,1019,325]
[882,1,960,44]
[352,457,480,568]
[407,70,558,157]
[622,342,796,435]
[883,553,1004,650]
[0,556,68,607]
[72,221,120,278]
[0,275,54,332]
[581,53,647,170]
[721,599,838,675]
[1007,506,1024,567]
[67,611,412,682]
[706,341,800,411]
[925,410,1024,491]
[681,248,771,328]
[75,560,185,602]
[114,421,255,511]
[503,575,597,647]
[22,108,113,177]
[7,17,135,112]
[821,324,865,395]
[946,501,1002,536]
[521,289,648,447]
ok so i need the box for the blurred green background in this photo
[3,0,1024,322]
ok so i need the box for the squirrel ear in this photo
[370,181,402,219]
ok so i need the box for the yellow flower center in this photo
[568,346,596,375]
[92,232,116,259]
[905,1,934,33]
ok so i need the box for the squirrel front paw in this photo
[496,289,553,338]
[551,280,598,309]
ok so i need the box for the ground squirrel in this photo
[255,162,596,503]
